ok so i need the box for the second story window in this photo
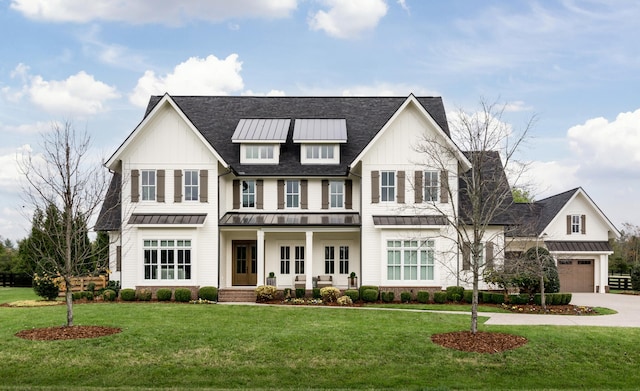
[242,180,255,208]
[424,171,439,202]
[306,145,334,159]
[330,181,344,208]
[381,171,395,202]
[571,215,581,234]
[184,170,199,201]
[286,180,299,208]
[141,170,156,201]
[245,145,274,159]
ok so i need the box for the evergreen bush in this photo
[631,264,640,291]
[359,285,379,299]
[296,288,306,299]
[174,288,192,302]
[433,291,447,304]
[120,288,136,301]
[344,289,359,302]
[362,289,378,302]
[157,288,172,301]
[137,288,152,301]
[381,291,395,303]
[445,286,464,302]
[416,290,430,304]
[32,274,60,301]
[312,288,321,299]
[102,289,116,301]
[400,291,412,303]
[491,293,505,304]
[198,286,218,301]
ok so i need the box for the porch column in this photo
[257,230,265,286]
[599,254,608,293]
[306,231,313,290]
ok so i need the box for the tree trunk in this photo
[65,286,74,327]
[471,271,479,334]
[540,275,546,312]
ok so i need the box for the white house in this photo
[96,94,618,300]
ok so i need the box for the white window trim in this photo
[329,180,344,209]
[424,170,439,202]
[242,179,256,209]
[385,239,436,282]
[285,179,300,209]
[142,238,194,282]
[240,144,280,164]
[301,144,339,165]
[277,241,306,276]
[184,170,199,202]
[570,214,581,234]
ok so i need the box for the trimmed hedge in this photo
[296,288,306,299]
[416,290,430,304]
[198,286,218,301]
[137,288,152,301]
[381,291,395,303]
[491,293,505,304]
[120,288,136,301]
[445,286,464,302]
[400,291,412,303]
[174,288,192,302]
[344,289,359,302]
[157,288,172,301]
[359,285,379,300]
[102,289,117,301]
[481,292,492,304]
[362,289,379,303]
[312,288,321,299]
[433,291,447,304]
[462,290,473,303]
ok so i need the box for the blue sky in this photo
[1,0,639,242]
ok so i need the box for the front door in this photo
[232,240,257,286]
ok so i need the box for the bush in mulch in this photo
[431,331,528,354]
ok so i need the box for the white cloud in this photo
[0,206,29,243]
[309,0,388,39]
[520,160,581,200]
[0,145,32,194]
[504,100,533,112]
[0,121,55,135]
[241,89,286,96]
[567,108,640,173]
[10,0,297,25]
[129,54,244,107]
[3,65,120,116]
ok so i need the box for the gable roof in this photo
[141,95,452,176]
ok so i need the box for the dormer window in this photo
[293,119,346,165]
[233,119,289,165]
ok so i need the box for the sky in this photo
[0,0,639,243]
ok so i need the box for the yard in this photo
[2,287,640,390]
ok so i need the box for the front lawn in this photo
[1,288,640,390]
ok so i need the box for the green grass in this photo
[1,288,640,390]
[365,303,512,313]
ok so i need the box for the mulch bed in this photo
[15,326,121,341]
[431,331,528,354]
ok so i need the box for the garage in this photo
[557,259,594,292]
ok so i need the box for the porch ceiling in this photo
[219,212,360,227]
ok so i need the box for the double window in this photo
[424,171,439,202]
[141,170,156,201]
[306,145,334,159]
[387,240,435,281]
[245,145,274,160]
[144,240,191,280]
[381,171,395,202]
[280,245,305,274]
[324,245,349,274]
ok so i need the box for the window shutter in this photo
[566,215,571,234]
[397,171,405,203]
[485,242,494,269]
[581,215,586,234]
[116,245,121,272]
[256,180,264,209]
[345,179,353,209]
[462,242,471,271]
[414,171,423,203]
[321,180,329,209]
[277,180,285,209]
[301,180,308,210]
[157,170,165,202]
[199,170,208,203]
[371,171,379,203]
[131,169,139,202]
[174,170,182,203]
[440,170,449,204]
[232,180,240,209]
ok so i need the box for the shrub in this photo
[337,295,353,306]
[533,293,542,305]
[320,287,341,303]
[416,290,430,304]
[562,293,572,305]
[445,286,465,302]
[491,293,505,304]
[255,285,277,302]
[433,291,447,304]
[296,288,306,299]
[481,292,492,304]
[120,288,136,301]
[87,282,96,294]
[312,288,321,299]
[283,288,292,299]
[102,289,117,301]
[85,291,94,301]
[157,288,172,301]
[72,291,84,301]
[359,285,379,300]
[631,264,640,291]
[463,290,473,303]
[137,288,152,301]
[198,286,218,301]
[33,274,60,301]
[362,288,379,302]
[105,280,121,296]
[509,294,529,305]
[344,289,359,302]
[381,291,395,303]
[400,291,412,303]
[175,288,192,302]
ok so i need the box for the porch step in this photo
[218,289,257,303]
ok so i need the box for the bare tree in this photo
[413,98,535,334]
[19,122,108,327]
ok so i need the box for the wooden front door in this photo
[232,241,257,286]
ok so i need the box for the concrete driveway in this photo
[483,293,640,327]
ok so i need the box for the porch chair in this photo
[294,275,306,290]
[316,275,333,288]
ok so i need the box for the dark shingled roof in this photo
[219,212,360,226]
[372,215,448,226]
[507,188,579,237]
[546,241,612,252]
[145,95,451,176]
[95,173,121,231]
[458,151,516,225]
